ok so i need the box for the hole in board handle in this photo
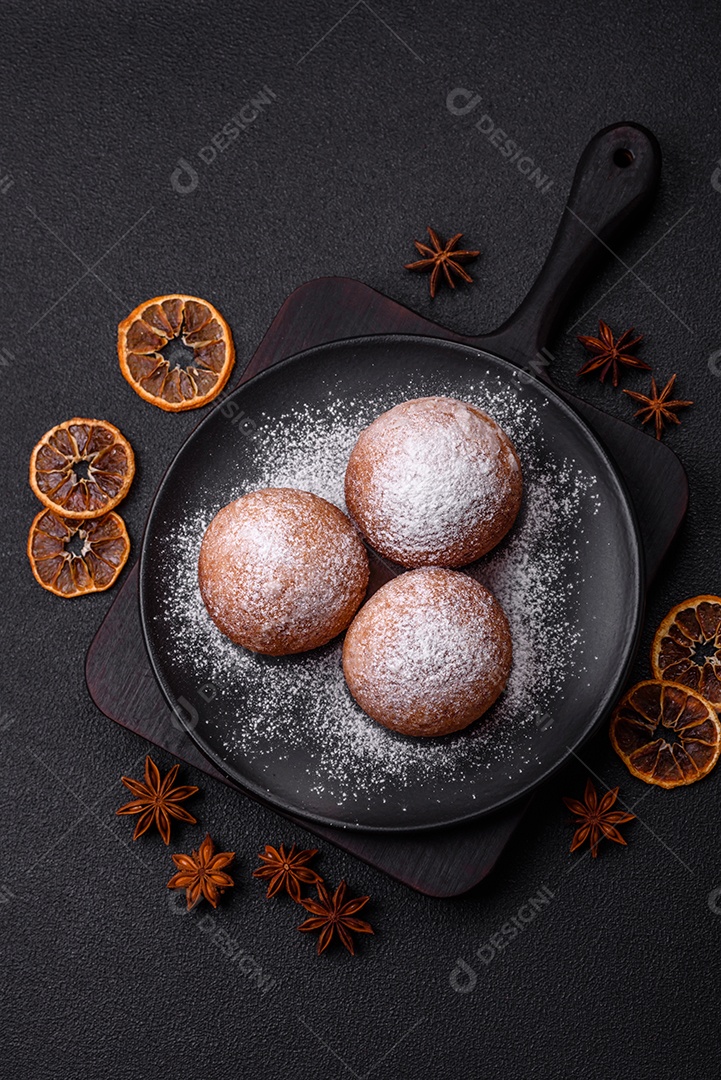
[613,147,635,168]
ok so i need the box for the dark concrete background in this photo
[2,2,721,1077]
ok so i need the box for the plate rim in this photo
[139,332,645,832]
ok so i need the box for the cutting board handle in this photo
[475,122,661,371]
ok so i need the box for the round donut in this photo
[344,396,522,568]
[198,488,369,655]
[342,567,512,737]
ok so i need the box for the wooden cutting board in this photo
[86,276,688,896]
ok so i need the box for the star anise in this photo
[623,374,693,440]
[167,834,235,910]
[563,779,635,858]
[116,755,198,845]
[405,227,480,298]
[576,320,649,386]
[252,844,322,902]
[298,880,374,955]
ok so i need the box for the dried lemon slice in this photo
[118,294,235,411]
[28,509,130,597]
[30,418,135,519]
[651,595,721,706]
[610,679,721,788]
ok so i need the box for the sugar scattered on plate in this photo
[154,374,600,810]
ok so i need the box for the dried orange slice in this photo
[610,679,721,788]
[651,595,721,706]
[30,418,135,519]
[118,294,235,411]
[28,508,130,597]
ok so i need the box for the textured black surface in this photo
[2,2,721,1078]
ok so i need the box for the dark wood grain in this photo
[475,123,661,363]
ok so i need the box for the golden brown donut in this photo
[198,488,369,655]
[344,396,522,568]
[342,567,512,737]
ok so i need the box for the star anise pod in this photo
[563,778,635,858]
[576,320,649,386]
[405,227,480,298]
[298,880,374,955]
[623,374,693,440]
[167,834,235,910]
[252,844,322,902]
[116,755,198,845]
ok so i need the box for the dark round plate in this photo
[139,335,643,832]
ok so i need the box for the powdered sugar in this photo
[198,489,367,653]
[345,396,521,565]
[150,366,602,823]
[343,568,512,736]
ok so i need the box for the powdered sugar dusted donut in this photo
[342,567,512,737]
[198,488,369,655]
[344,396,522,568]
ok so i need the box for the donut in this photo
[344,396,522,568]
[342,567,512,737]
[198,488,369,655]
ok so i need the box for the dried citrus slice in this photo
[118,294,235,411]
[28,508,130,597]
[30,418,135,519]
[610,679,721,788]
[651,595,721,706]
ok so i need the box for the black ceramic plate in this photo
[139,334,644,832]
